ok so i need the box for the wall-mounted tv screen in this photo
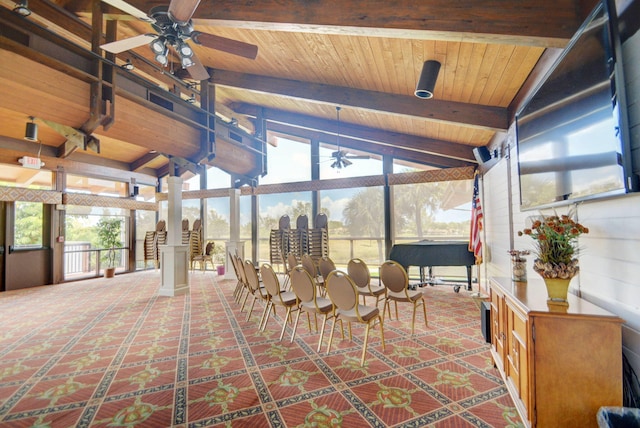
[516,0,636,210]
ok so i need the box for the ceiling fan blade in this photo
[186,52,210,81]
[100,33,156,53]
[191,32,258,60]
[101,0,154,23]
[345,155,370,160]
[168,0,201,25]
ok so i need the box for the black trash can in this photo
[597,407,640,428]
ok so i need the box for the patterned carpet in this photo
[0,270,523,427]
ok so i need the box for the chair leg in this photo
[279,307,293,341]
[361,322,371,367]
[421,298,428,327]
[246,296,257,322]
[291,309,302,343]
[378,315,386,351]
[240,290,250,312]
[317,313,330,353]
[259,300,271,330]
[326,317,337,354]
[411,302,417,335]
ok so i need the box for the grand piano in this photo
[389,240,476,292]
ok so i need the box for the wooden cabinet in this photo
[489,277,623,428]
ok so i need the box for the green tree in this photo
[14,202,43,246]
[343,187,385,260]
[395,182,445,238]
[97,218,122,268]
[287,201,311,220]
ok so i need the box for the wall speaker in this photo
[473,146,492,164]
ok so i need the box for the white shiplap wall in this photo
[482,28,640,374]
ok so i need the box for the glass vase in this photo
[511,256,527,282]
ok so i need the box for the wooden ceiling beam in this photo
[77,0,587,48]
[211,69,507,132]
[266,123,474,169]
[130,151,163,171]
[232,104,476,161]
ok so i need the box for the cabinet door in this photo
[506,306,529,415]
[490,288,506,368]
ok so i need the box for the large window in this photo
[261,137,311,184]
[320,187,385,267]
[392,179,473,279]
[64,206,128,279]
[206,197,230,240]
[135,209,158,269]
[258,191,312,262]
[318,144,383,180]
[14,201,43,248]
[0,164,53,189]
[66,175,127,196]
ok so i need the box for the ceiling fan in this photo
[99,0,258,81]
[329,149,369,169]
[327,107,369,169]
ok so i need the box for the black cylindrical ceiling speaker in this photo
[473,146,492,164]
[24,121,38,142]
[414,60,441,99]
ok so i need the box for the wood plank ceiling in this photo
[0,0,600,183]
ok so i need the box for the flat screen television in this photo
[516,0,637,210]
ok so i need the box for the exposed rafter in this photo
[70,0,582,47]
[232,104,476,162]
[210,69,508,132]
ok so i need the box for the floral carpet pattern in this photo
[0,271,523,427]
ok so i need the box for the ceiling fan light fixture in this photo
[155,53,168,66]
[121,59,134,71]
[177,41,193,57]
[180,55,194,68]
[149,37,166,55]
[13,0,31,17]
[415,60,441,99]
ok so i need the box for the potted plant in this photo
[97,217,122,278]
[213,243,226,275]
[517,211,589,305]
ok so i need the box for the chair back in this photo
[301,254,318,278]
[229,252,240,276]
[243,260,261,292]
[205,241,214,256]
[287,253,299,272]
[231,254,248,285]
[260,263,281,298]
[347,258,370,290]
[325,271,358,312]
[290,266,316,304]
[318,256,336,281]
[380,260,409,293]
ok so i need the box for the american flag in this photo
[469,171,483,264]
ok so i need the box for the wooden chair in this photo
[260,263,298,338]
[348,258,386,309]
[243,260,269,324]
[188,232,203,271]
[229,253,246,304]
[318,256,337,283]
[289,266,336,352]
[380,260,428,334]
[192,241,215,272]
[325,270,386,366]
[301,253,324,295]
